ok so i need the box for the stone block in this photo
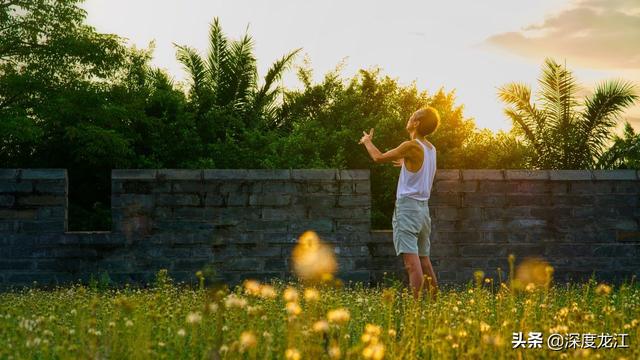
[246,220,288,232]
[460,244,506,257]
[551,195,595,206]
[157,169,202,180]
[478,181,519,193]
[462,170,503,180]
[289,219,334,233]
[614,181,640,194]
[337,195,370,207]
[203,169,250,180]
[20,220,64,233]
[17,195,65,206]
[310,207,369,220]
[0,181,33,193]
[0,169,18,179]
[112,169,156,180]
[338,169,369,181]
[225,192,247,207]
[434,207,481,221]
[112,194,154,209]
[293,194,336,207]
[336,220,370,232]
[261,182,297,193]
[437,231,483,243]
[482,207,530,220]
[33,181,66,195]
[504,170,549,180]
[548,170,592,181]
[529,207,572,219]
[213,169,291,180]
[464,193,506,207]
[513,182,548,193]
[570,182,614,194]
[156,194,201,207]
[0,209,37,220]
[249,194,291,206]
[595,194,637,207]
[433,180,477,192]
[219,182,253,194]
[369,230,392,243]
[20,169,66,180]
[291,169,337,180]
[353,181,370,194]
[204,194,225,207]
[262,206,307,221]
[592,170,637,180]
[307,182,339,194]
[435,169,460,180]
[429,193,461,206]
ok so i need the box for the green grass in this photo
[0,272,638,359]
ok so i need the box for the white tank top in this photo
[396,139,436,200]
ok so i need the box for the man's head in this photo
[406,106,440,137]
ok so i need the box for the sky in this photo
[82,0,640,132]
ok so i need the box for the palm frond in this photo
[538,58,579,130]
[537,58,580,167]
[497,83,546,146]
[206,17,228,97]
[254,48,301,119]
[222,32,257,110]
[175,44,209,102]
[580,79,638,166]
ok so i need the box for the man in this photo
[359,107,440,298]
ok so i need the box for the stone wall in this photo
[1,169,371,287]
[368,170,640,284]
[1,168,639,288]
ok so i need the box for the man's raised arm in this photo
[359,128,412,164]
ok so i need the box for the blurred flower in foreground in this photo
[239,331,257,352]
[513,257,553,290]
[292,230,337,283]
[243,280,278,300]
[304,288,320,302]
[595,283,612,296]
[327,308,350,325]
[313,320,329,333]
[186,312,202,324]
[285,348,301,360]
[284,287,299,302]
[361,323,385,360]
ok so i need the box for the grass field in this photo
[0,269,638,360]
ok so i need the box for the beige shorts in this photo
[392,196,431,256]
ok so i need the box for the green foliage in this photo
[598,122,640,169]
[498,58,638,169]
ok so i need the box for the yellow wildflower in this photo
[327,308,350,325]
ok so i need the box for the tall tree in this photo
[498,58,637,169]
[175,18,300,144]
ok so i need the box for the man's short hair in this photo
[414,106,440,136]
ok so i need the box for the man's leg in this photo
[420,256,438,298]
[402,253,424,299]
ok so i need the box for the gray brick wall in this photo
[1,168,639,288]
[368,170,640,284]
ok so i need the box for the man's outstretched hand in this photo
[359,128,374,144]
